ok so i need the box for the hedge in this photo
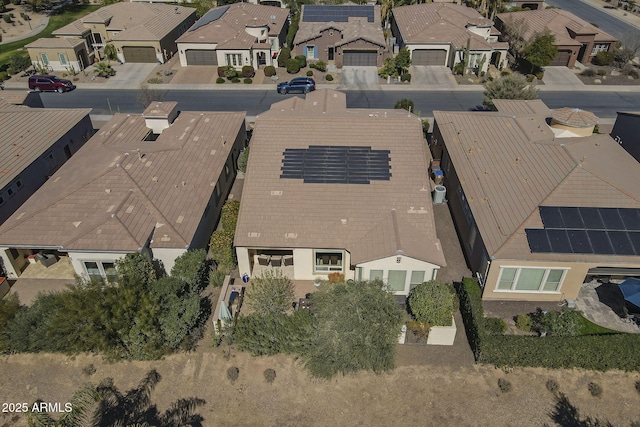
[456,278,640,371]
[234,311,314,356]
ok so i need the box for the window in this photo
[496,267,567,292]
[92,32,103,45]
[314,250,343,272]
[6,187,14,197]
[410,271,425,290]
[306,45,315,59]
[387,270,407,292]
[370,269,383,281]
[591,43,610,56]
[59,53,68,65]
[40,53,49,65]
[225,54,242,67]
[84,261,101,281]
[102,262,117,283]
[9,248,19,259]
[84,261,117,282]
[15,179,22,189]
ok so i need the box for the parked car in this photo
[28,75,75,93]
[277,77,315,94]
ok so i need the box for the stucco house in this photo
[431,99,640,302]
[176,3,289,69]
[0,102,246,282]
[495,9,617,67]
[27,3,196,71]
[292,4,387,67]
[611,112,640,164]
[235,89,446,297]
[391,3,509,74]
[0,101,93,226]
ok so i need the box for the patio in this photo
[18,255,75,280]
[575,280,640,334]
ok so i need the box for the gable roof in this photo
[294,4,385,48]
[0,105,246,252]
[392,3,507,50]
[26,37,86,49]
[177,3,289,47]
[53,3,196,40]
[496,9,617,46]
[0,104,91,190]
[434,100,640,263]
[235,89,445,267]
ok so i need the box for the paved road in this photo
[34,88,640,118]
[544,0,639,38]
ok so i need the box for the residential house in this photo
[0,101,93,225]
[0,90,44,108]
[292,5,387,67]
[0,102,246,282]
[505,0,544,10]
[176,3,289,69]
[495,9,617,67]
[611,112,640,163]
[27,3,197,71]
[431,99,640,302]
[234,89,446,297]
[391,3,509,74]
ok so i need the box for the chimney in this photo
[143,101,179,134]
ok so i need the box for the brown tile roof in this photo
[235,89,445,267]
[0,107,246,252]
[26,38,86,49]
[0,91,30,106]
[434,100,640,263]
[392,3,507,50]
[496,9,617,46]
[52,20,88,36]
[294,5,385,48]
[0,105,91,190]
[177,3,289,48]
[552,107,599,128]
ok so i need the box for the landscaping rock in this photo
[594,79,602,84]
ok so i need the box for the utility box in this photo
[433,185,447,204]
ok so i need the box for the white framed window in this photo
[410,271,425,290]
[591,43,610,56]
[83,261,117,283]
[225,53,242,67]
[496,267,567,292]
[314,250,343,272]
[306,45,315,59]
[387,270,407,292]
[40,53,49,65]
[59,53,68,65]
[370,269,383,281]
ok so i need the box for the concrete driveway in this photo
[340,66,380,89]
[410,66,456,89]
[542,66,584,88]
[99,63,158,89]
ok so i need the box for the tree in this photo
[482,73,538,109]
[394,46,411,74]
[10,53,32,74]
[137,84,164,109]
[0,293,21,352]
[500,16,530,64]
[238,146,249,173]
[615,30,640,67]
[285,12,299,47]
[245,270,295,315]
[408,280,455,326]
[191,0,215,17]
[523,32,557,72]
[93,62,115,78]
[305,280,403,378]
[394,98,415,112]
[170,249,209,292]
[103,44,117,62]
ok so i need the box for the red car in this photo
[28,75,75,93]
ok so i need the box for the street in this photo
[544,0,639,38]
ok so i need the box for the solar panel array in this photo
[302,5,375,22]
[280,145,391,184]
[189,6,229,32]
[525,207,640,256]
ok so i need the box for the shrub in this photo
[216,77,225,84]
[581,68,596,77]
[217,66,228,78]
[408,280,455,326]
[635,380,640,394]
[264,65,276,77]
[422,119,430,137]
[277,48,291,67]
[242,65,255,78]
[516,314,533,332]
[327,272,344,283]
[309,62,315,69]
[286,58,301,74]
[147,77,162,84]
[209,269,225,288]
[629,69,639,79]
[546,379,559,394]
[314,60,327,72]
[10,53,31,74]
[231,77,240,83]
[501,70,510,76]
[295,55,307,68]
[221,200,240,232]
[484,317,507,335]
[498,378,512,393]
[394,98,415,113]
[453,62,465,75]
[534,70,544,80]
[209,229,235,273]
[400,73,411,82]
[226,366,239,383]
[533,308,582,337]
[237,146,249,173]
[82,364,96,376]
[406,320,430,340]
[597,69,607,76]
[234,311,313,356]
[526,74,535,82]
[325,74,334,81]
[264,368,277,384]
[246,270,295,315]
[306,70,313,76]
[594,51,614,66]
[588,382,602,397]
[243,78,252,84]
[3,14,12,23]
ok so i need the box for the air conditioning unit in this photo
[433,185,447,204]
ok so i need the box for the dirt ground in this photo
[0,5,47,43]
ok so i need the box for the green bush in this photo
[209,269,225,288]
[147,77,162,84]
[295,55,307,68]
[243,78,252,84]
[484,317,507,335]
[408,280,455,326]
[533,308,582,337]
[400,73,411,82]
[264,368,277,384]
[597,69,607,76]
[581,68,596,77]
[516,314,533,332]
[231,77,240,83]
[534,70,544,80]
[313,60,327,72]
[325,74,334,81]
[10,53,31,74]
[394,98,415,112]
[264,65,276,77]
[216,77,225,84]
[306,70,313,76]
[234,311,313,356]
[241,65,255,78]
[594,51,614,66]
[526,74,535,82]
[277,47,291,67]
[221,199,240,232]
[237,146,249,173]
[453,62,465,75]
[209,229,235,273]
[217,65,230,78]
[3,14,12,23]
[246,270,295,316]
[501,70,510,76]
[286,58,301,74]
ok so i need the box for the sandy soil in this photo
[0,5,47,43]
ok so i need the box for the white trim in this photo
[495,266,569,293]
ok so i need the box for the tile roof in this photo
[25,38,86,49]
[433,100,640,263]
[496,9,617,46]
[0,105,91,190]
[0,106,246,252]
[294,4,385,48]
[235,89,445,267]
[0,91,30,106]
[392,3,507,50]
[552,108,598,128]
[177,3,289,48]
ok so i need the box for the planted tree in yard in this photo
[170,248,209,291]
[615,30,640,67]
[482,73,538,109]
[394,98,415,112]
[10,53,31,74]
[306,280,403,378]
[0,293,21,353]
[104,43,117,62]
[245,270,295,315]
[408,280,456,326]
[94,62,115,78]
[523,32,557,73]
[394,46,411,75]
[500,16,530,64]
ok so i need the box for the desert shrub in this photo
[400,73,411,82]
[309,62,315,69]
[526,74,535,82]
[295,55,307,68]
[243,78,252,84]
[264,65,276,77]
[594,51,614,66]
[534,70,544,80]
[216,77,225,84]
[277,47,291,67]
[147,77,162,84]
[313,60,327,72]
[408,280,455,326]
[246,270,295,315]
[10,53,31,74]
[406,320,430,340]
[217,66,228,78]
[629,69,639,79]
[546,379,559,394]
[227,366,239,382]
[516,314,533,332]
[209,269,225,288]
[498,378,512,393]
[231,77,240,83]
[238,146,249,173]
[234,311,313,356]
[484,317,507,335]
[264,368,276,384]
[453,62,465,75]
[597,69,607,76]
[306,70,313,76]
[588,382,603,397]
[82,364,96,376]
[581,68,596,77]
[325,74,334,81]
[3,14,12,23]
[501,70,510,76]
[286,58,301,74]
[327,272,344,283]
[241,65,255,78]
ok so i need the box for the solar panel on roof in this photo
[302,5,375,22]
[587,230,615,254]
[539,207,564,229]
[559,207,584,229]
[619,209,640,231]
[526,229,552,253]
[568,229,592,254]
[189,6,229,32]
[628,232,640,254]
[547,229,573,253]
[599,208,624,230]
[579,207,605,230]
[608,231,636,255]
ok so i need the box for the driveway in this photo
[410,66,456,89]
[542,66,584,88]
[340,66,380,89]
[101,63,158,89]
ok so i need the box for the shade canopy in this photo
[617,278,640,312]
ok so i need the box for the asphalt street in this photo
[544,0,639,38]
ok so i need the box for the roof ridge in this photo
[391,209,402,253]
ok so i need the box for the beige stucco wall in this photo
[152,247,188,275]
[358,255,439,296]
[28,46,85,72]
[177,42,217,67]
[67,251,127,280]
[550,120,595,137]
[0,247,31,279]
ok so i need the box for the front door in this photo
[328,47,334,61]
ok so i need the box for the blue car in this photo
[277,77,316,94]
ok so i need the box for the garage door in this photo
[186,49,218,66]
[343,50,377,66]
[412,49,447,66]
[550,50,571,66]
[122,46,157,63]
